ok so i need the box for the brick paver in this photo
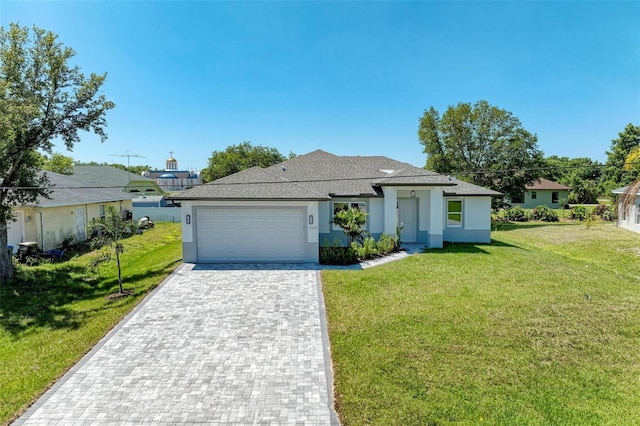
[14,264,339,425]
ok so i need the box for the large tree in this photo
[603,123,640,189]
[418,100,544,201]
[541,156,603,203]
[0,23,114,280]
[202,141,292,182]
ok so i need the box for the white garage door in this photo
[196,207,306,262]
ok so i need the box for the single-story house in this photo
[612,185,640,233]
[7,170,134,252]
[511,178,571,209]
[170,150,501,263]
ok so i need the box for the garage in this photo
[196,207,306,262]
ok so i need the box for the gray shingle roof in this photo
[30,170,134,207]
[172,150,501,200]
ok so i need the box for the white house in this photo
[170,150,501,263]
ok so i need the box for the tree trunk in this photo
[0,223,14,281]
[116,251,123,293]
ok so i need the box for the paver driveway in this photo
[14,263,339,425]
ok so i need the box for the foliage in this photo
[530,205,559,222]
[603,123,640,187]
[331,207,368,245]
[541,155,602,203]
[352,237,378,259]
[350,234,400,261]
[88,206,134,293]
[0,223,181,424]
[41,152,75,175]
[498,205,529,222]
[0,23,114,280]
[201,141,291,182]
[376,233,399,254]
[319,238,358,265]
[418,100,544,201]
[323,222,640,425]
[569,205,590,221]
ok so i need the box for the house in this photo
[142,152,202,192]
[73,165,165,195]
[7,170,134,252]
[170,150,501,263]
[612,186,640,233]
[511,178,570,209]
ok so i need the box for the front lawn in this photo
[323,221,640,425]
[0,222,182,425]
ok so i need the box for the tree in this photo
[603,123,640,188]
[0,23,114,280]
[418,100,545,202]
[331,207,368,245]
[541,156,603,203]
[202,141,292,182]
[42,152,75,175]
[88,205,131,294]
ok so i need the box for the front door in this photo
[75,207,86,241]
[399,198,418,243]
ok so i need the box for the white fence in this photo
[133,207,182,223]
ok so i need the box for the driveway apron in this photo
[14,264,339,425]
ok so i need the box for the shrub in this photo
[501,206,529,222]
[376,233,399,254]
[569,205,589,221]
[592,204,608,217]
[601,205,618,221]
[531,205,559,222]
[352,237,378,260]
[319,238,358,265]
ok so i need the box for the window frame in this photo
[635,205,640,225]
[332,201,367,231]
[552,192,559,204]
[446,199,463,227]
[531,191,537,200]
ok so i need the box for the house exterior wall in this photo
[13,200,132,251]
[318,197,376,246]
[443,196,492,243]
[515,189,569,209]
[618,195,640,234]
[180,200,319,263]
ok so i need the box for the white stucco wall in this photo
[618,196,640,234]
[463,197,492,230]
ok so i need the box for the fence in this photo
[132,207,182,223]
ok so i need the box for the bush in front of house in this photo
[569,205,590,221]
[531,205,559,222]
[319,238,358,265]
[499,206,529,222]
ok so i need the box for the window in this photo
[99,204,106,219]
[552,192,559,204]
[332,201,366,230]
[531,191,537,200]
[447,200,462,227]
[636,205,640,225]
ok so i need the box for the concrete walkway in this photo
[14,264,339,425]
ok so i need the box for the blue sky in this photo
[1,1,639,172]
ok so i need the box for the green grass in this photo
[0,222,182,425]
[323,221,640,425]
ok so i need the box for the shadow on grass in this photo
[0,264,104,336]
[492,221,578,232]
[0,258,181,337]
[421,239,525,254]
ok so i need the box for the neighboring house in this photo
[512,178,570,209]
[170,150,501,263]
[7,170,133,252]
[73,165,165,195]
[612,186,640,233]
[142,152,202,192]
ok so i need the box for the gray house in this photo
[171,150,501,263]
